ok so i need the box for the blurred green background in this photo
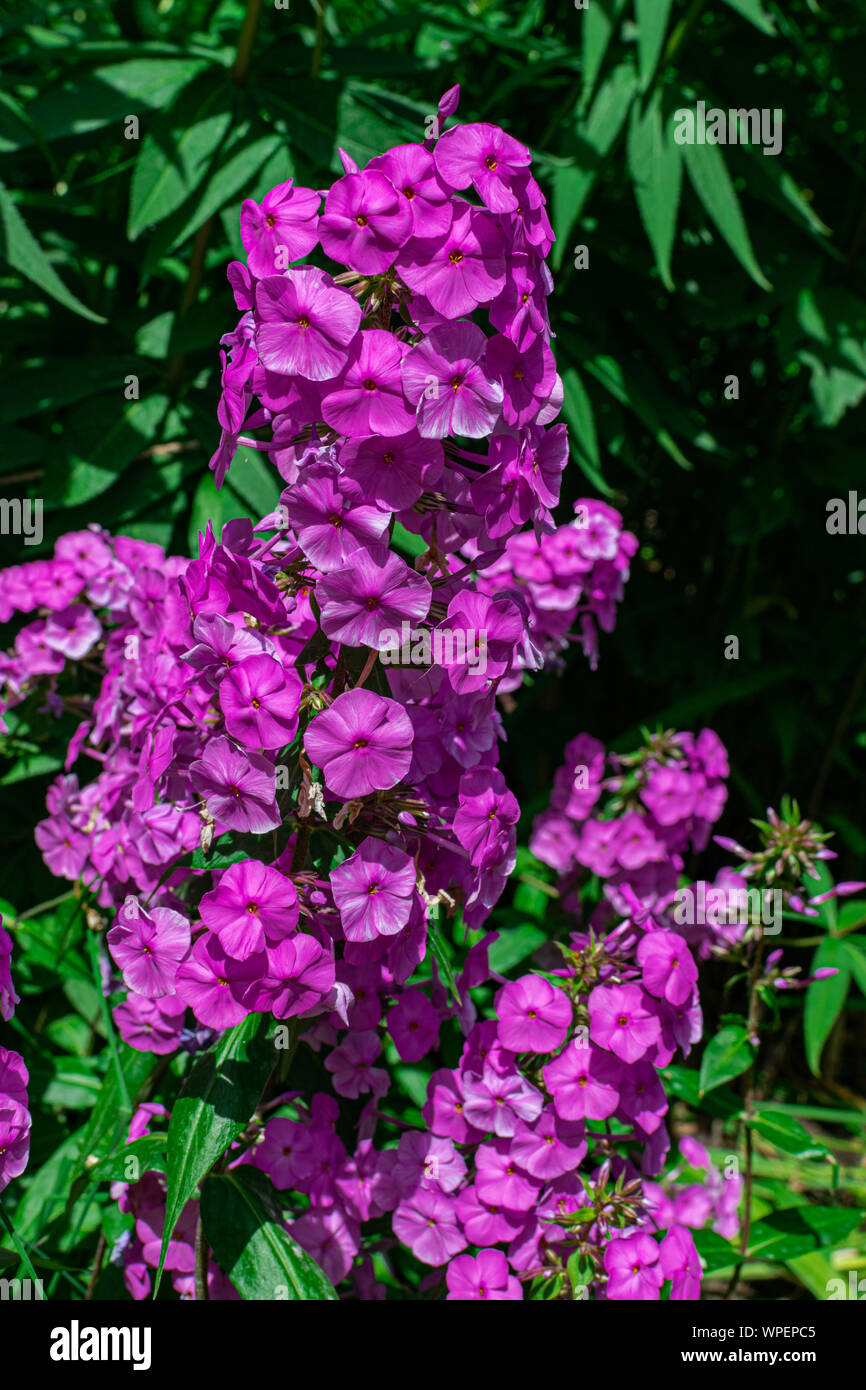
[1,0,865,902]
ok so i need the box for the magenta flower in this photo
[254,1116,315,1190]
[218,653,303,749]
[290,1205,360,1285]
[338,431,444,511]
[331,836,416,941]
[495,974,572,1053]
[639,765,697,825]
[402,321,503,438]
[453,768,519,871]
[255,267,361,380]
[461,1067,543,1138]
[588,983,662,1064]
[107,898,190,997]
[317,546,431,650]
[113,992,186,1054]
[288,464,389,571]
[0,1099,30,1193]
[454,1185,526,1246]
[199,859,299,959]
[422,1069,480,1144]
[174,934,261,1030]
[304,689,413,799]
[388,988,440,1061]
[604,1231,664,1300]
[446,1249,523,1301]
[510,1110,587,1181]
[240,180,320,277]
[637,930,698,1007]
[321,329,414,437]
[392,1188,466,1266]
[392,1131,465,1195]
[474,1139,542,1211]
[0,925,19,1021]
[434,122,531,212]
[542,1041,622,1121]
[0,1047,28,1107]
[43,603,102,660]
[324,1030,389,1099]
[398,206,505,318]
[189,735,280,834]
[660,1226,702,1300]
[485,332,556,427]
[240,934,335,1018]
[318,169,412,274]
[368,142,452,236]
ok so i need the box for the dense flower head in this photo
[0,90,734,1302]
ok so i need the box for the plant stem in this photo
[194,1213,210,1301]
[232,0,263,86]
[311,1,326,78]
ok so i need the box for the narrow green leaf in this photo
[747,1207,860,1263]
[201,1167,337,1300]
[699,1023,754,1095]
[157,1013,274,1293]
[682,139,772,290]
[720,0,778,35]
[634,0,674,89]
[581,0,629,111]
[804,937,850,1076]
[0,182,106,322]
[627,92,682,289]
[748,1108,832,1161]
[128,83,233,240]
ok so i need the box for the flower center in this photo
[363,378,377,391]
[356,214,368,226]
[617,1015,629,1027]
[297,315,310,329]
[403,186,415,200]
[382,451,394,464]
[485,155,498,170]
[448,249,463,264]
[265,214,276,228]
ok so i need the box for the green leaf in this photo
[201,1167,337,1301]
[634,0,674,89]
[692,1227,739,1277]
[662,1065,742,1118]
[627,93,682,289]
[157,1013,274,1293]
[748,1108,832,1161]
[681,139,772,290]
[487,925,547,975]
[0,181,106,323]
[128,82,233,239]
[561,366,611,495]
[699,1023,754,1095]
[581,0,629,111]
[44,393,171,508]
[428,912,462,1008]
[552,62,638,267]
[23,58,209,145]
[86,1134,167,1185]
[747,1207,861,1263]
[720,0,778,35]
[804,936,851,1075]
[843,936,866,997]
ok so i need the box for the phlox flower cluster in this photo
[0,925,29,1196]
[531,727,730,922]
[0,92,717,1301]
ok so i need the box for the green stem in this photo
[0,1201,44,1295]
[86,929,132,1114]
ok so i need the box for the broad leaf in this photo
[201,1167,337,1301]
